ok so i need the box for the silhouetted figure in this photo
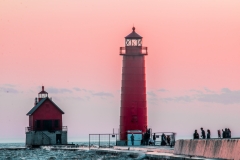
[131,134,134,146]
[218,130,221,138]
[228,128,231,138]
[222,129,226,138]
[147,129,151,145]
[225,128,229,138]
[201,128,206,139]
[161,133,167,146]
[166,135,170,145]
[153,133,156,145]
[193,130,199,139]
[207,129,211,139]
[144,132,147,145]
[170,135,175,148]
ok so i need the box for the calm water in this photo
[0,143,138,160]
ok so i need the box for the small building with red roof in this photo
[26,86,67,147]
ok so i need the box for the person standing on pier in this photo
[224,128,229,138]
[153,133,156,145]
[201,128,206,139]
[207,130,211,139]
[193,130,199,139]
[161,133,167,146]
[228,128,231,138]
[131,134,134,146]
[222,129,226,138]
[218,130,221,138]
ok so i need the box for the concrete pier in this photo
[174,139,240,159]
[91,146,219,159]
[19,144,223,159]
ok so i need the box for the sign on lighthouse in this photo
[119,27,148,141]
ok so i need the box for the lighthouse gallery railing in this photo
[120,46,148,55]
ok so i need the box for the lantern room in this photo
[120,27,147,56]
[125,27,142,46]
[38,86,48,101]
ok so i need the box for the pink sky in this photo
[1,0,240,142]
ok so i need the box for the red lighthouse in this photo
[26,86,67,147]
[119,27,148,141]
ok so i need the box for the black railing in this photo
[89,132,176,148]
[25,126,67,132]
[120,46,148,55]
[89,134,119,149]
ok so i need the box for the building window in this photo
[36,120,41,128]
[54,120,59,128]
[43,120,52,130]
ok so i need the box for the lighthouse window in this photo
[132,39,137,46]
[126,39,131,46]
[138,39,142,46]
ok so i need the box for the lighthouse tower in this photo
[119,27,148,141]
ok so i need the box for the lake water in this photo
[0,143,137,160]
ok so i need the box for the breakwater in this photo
[174,139,240,159]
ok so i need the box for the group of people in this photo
[218,128,231,138]
[193,127,231,139]
[160,133,171,146]
[142,130,172,146]
[130,129,152,146]
[130,128,175,147]
[141,128,151,145]
[193,128,211,139]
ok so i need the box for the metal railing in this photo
[89,134,119,149]
[120,46,148,55]
[62,126,67,131]
[42,132,51,145]
[89,132,176,148]
[25,126,67,132]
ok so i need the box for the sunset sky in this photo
[1,0,240,142]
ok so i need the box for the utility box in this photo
[127,130,142,146]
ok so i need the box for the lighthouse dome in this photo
[125,27,142,39]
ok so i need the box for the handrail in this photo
[25,126,67,132]
[62,126,67,131]
[42,132,51,145]
[120,46,148,55]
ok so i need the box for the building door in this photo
[56,134,61,144]
[43,120,52,130]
